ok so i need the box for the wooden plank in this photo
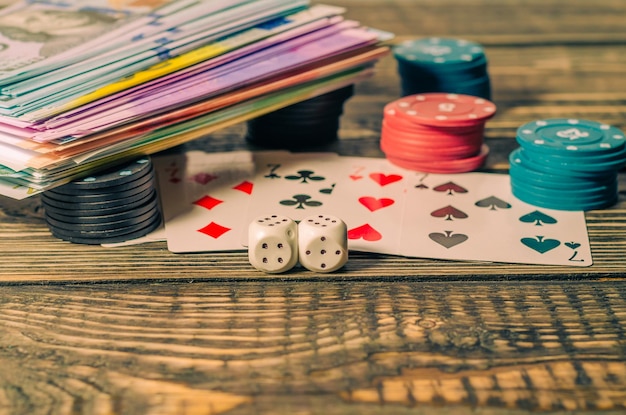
[1,1,626,414]
[1,281,626,414]
[327,0,626,39]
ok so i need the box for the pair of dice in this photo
[248,214,348,273]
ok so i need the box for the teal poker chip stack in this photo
[509,118,626,211]
[392,37,491,99]
[41,157,162,244]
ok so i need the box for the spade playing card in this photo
[399,172,592,266]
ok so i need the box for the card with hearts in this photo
[398,172,592,266]
[149,150,592,266]
[325,157,408,254]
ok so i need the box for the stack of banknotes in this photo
[0,0,391,199]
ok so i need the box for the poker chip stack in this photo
[245,85,354,149]
[380,93,497,173]
[509,119,626,211]
[393,37,492,100]
[42,157,162,244]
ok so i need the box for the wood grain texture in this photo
[1,281,626,414]
[1,1,626,413]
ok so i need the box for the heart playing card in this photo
[324,157,408,254]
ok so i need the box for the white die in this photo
[298,214,348,273]
[248,214,298,273]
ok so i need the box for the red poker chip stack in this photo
[380,93,496,173]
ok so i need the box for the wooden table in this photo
[1,1,625,413]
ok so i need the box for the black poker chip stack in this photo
[245,85,354,149]
[41,157,162,245]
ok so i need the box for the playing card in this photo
[399,172,592,266]
[242,151,342,235]
[155,150,255,253]
[325,157,408,254]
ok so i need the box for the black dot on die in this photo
[262,243,268,249]
[278,258,283,263]
[306,250,311,255]
[335,250,341,255]
[277,243,283,249]
[321,250,326,255]
[263,258,268,263]
[321,263,326,269]
[321,236,326,241]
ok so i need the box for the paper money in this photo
[0,0,174,80]
[0,1,324,120]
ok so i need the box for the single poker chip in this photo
[53,157,153,193]
[516,118,626,156]
[42,188,157,216]
[46,205,159,232]
[383,114,485,134]
[397,58,488,81]
[49,213,162,245]
[251,116,342,130]
[400,80,492,101]
[381,124,484,149]
[263,108,345,119]
[380,133,481,155]
[526,147,626,173]
[393,37,486,68]
[41,189,158,217]
[511,183,618,211]
[47,209,162,239]
[380,134,482,160]
[42,185,155,211]
[386,93,496,127]
[382,117,485,141]
[387,144,489,173]
[44,195,159,224]
[530,143,626,164]
[508,157,615,190]
[512,148,603,179]
[510,170,615,193]
[510,175,617,199]
[382,118,485,139]
[45,175,156,203]
[51,165,155,196]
